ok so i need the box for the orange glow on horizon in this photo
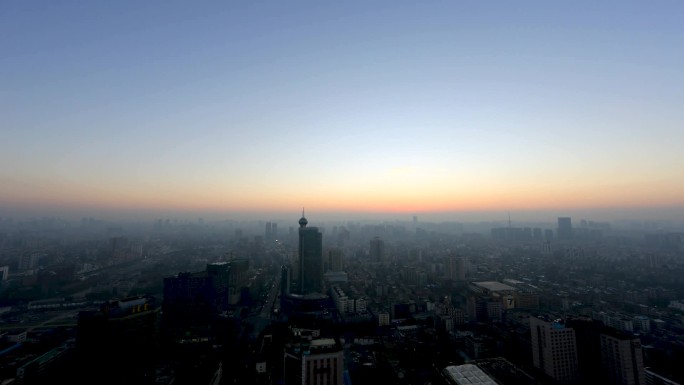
[2,171,684,216]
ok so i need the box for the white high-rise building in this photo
[284,338,344,385]
[530,316,579,383]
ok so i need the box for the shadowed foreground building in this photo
[75,296,160,385]
[600,330,645,385]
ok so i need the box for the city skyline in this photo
[2,2,684,221]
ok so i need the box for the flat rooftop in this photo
[310,338,336,348]
[472,281,517,292]
[444,364,497,385]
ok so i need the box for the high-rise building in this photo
[281,265,290,297]
[284,338,344,385]
[162,271,214,332]
[378,312,390,326]
[558,217,573,240]
[298,212,323,295]
[265,221,272,240]
[444,255,466,281]
[530,316,579,383]
[76,296,160,384]
[369,237,385,262]
[327,247,343,272]
[467,296,503,323]
[264,222,278,241]
[18,253,39,270]
[544,229,554,241]
[206,262,230,311]
[228,258,249,305]
[600,330,645,385]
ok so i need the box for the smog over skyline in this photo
[4,3,684,382]
[2,1,684,222]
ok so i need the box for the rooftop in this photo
[310,338,336,348]
[444,364,497,385]
[471,281,517,292]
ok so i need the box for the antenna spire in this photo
[298,208,308,228]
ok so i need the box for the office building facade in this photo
[530,316,579,383]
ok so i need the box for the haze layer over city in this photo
[1,2,684,385]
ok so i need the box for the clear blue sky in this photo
[2,1,684,221]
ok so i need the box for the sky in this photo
[2,1,684,222]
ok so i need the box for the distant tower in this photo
[265,222,273,241]
[327,248,343,272]
[369,237,385,262]
[557,217,573,240]
[297,211,323,295]
[444,255,466,281]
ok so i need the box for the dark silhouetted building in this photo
[297,213,322,295]
[206,262,230,311]
[162,271,214,335]
[600,330,645,385]
[228,258,249,305]
[76,296,160,385]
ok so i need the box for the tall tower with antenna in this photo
[297,210,322,294]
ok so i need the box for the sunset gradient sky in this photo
[2,1,684,221]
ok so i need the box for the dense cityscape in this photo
[3,2,684,385]
[0,213,683,384]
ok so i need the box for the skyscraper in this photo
[444,255,466,281]
[297,212,323,295]
[264,222,278,241]
[284,338,344,385]
[558,217,573,240]
[600,330,645,385]
[369,237,385,262]
[206,262,230,311]
[327,247,343,272]
[265,221,272,240]
[530,316,579,383]
[228,258,249,305]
